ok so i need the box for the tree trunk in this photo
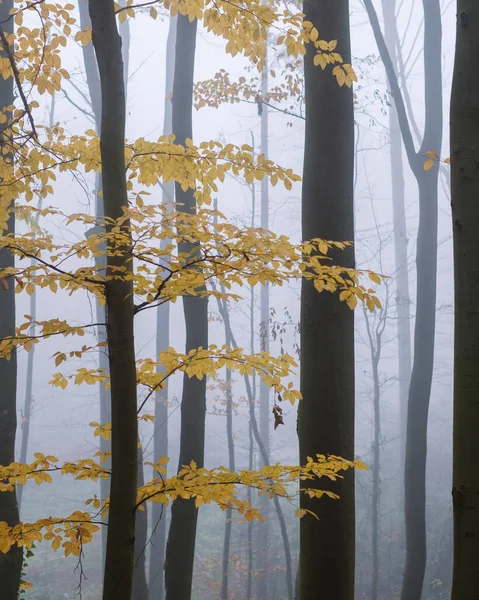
[220,336,235,600]
[364,311,383,600]
[78,0,110,563]
[298,2,355,600]
[214,289,293,600]
[133,443,149,600]
[0,0,23,594]
[88,3,138,600]
[257,46,270,598]
[380,0,411,505]
[164,13,209,600]
[149,17,176,600]
[362,3,443,598]
[450,4,479,597]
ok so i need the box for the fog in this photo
[4,1,457,599]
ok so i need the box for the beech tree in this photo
[298,2,356,600]
[450,2,479,598]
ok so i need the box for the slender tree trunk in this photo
[380,0,411,499]
[0,1,23,594]
[220,338,235,600]
[247,154,255,600]
[257,47,270,598]
[164,14,209,600]
[363,3,443,598]
[211,200,236,600]
[149,17,177,600]
[78,0,110,563]
[89,3,138,600]
[133,443,149,600]
[18,96,55,511]
[450,6,479,599]
[364,312,383,600]
[215,291,293,600]
[298,2,355,600]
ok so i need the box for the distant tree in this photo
[380,0,411,493]
[450,2,479,598]
[298,2,356,600]
[363,2,443,598]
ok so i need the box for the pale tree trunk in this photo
[257,46,270,598]
[212,199,236,600]
[363,2,443,599]
[214,286,293,600]
[133,443,148,600]
[220,327,235,600]
[380,0,411,503]
[298,2,355,600]
[164,13,209,600]
[149,15,177,600]
[89,2,138,600]
[18,93,56,512]
[364,302,387,600]
[450,3,479,598]
[0,1,22,593]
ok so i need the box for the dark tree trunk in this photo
[88,2,138,600]
[450,4,479,598]
[0,0,23,594]
[164,13,209,600]
[149,17,176,600]
[298,2,355,600]
[78,0,109,563]
[363,3,443,598]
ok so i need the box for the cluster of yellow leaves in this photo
[0,451,364,556]
[0,129,299,207]
[0,511,99,556]
[1,203,381,330]
[136,454,366,519]
[137,344,302,402]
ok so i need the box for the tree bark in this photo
[149,17,176,600]
[88,2,138,600]
[298,2,355,600]
[450,4,479,598]
[0,0,23,594]
[164,13,209,600]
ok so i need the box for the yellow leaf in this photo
[424,159,434,171]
